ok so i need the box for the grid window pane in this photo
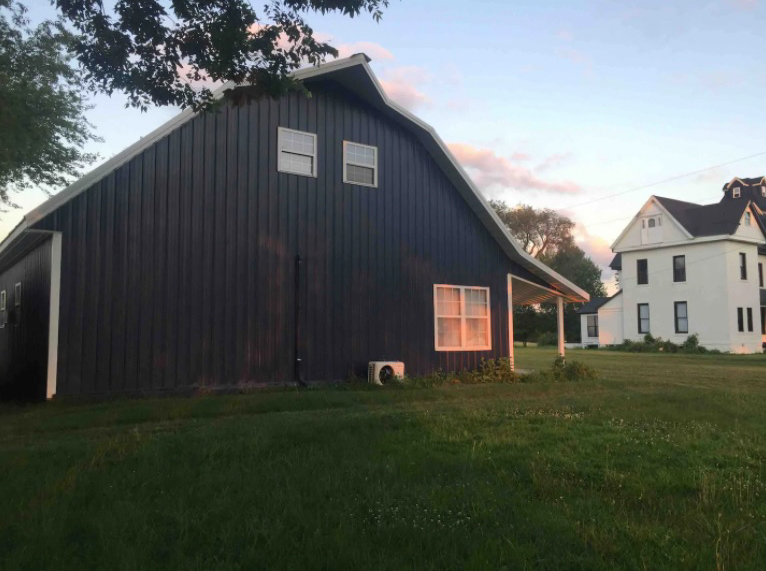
[346,164,375,185]
[281,152,313,175]
[346,143,376,167]
[437,317,462,347]
[465,288,488,317]
[436,287,461,316]
[278,129,316,176]
[465,318,489,347]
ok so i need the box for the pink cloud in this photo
[727,0,758,9]
[574,223,614,268]
[447,143,582,195]
[535,152,573,172]
[379,66,432,110]
[334,41,394,61]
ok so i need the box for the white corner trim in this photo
[46,232,62,399]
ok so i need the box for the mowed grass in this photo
[1,348,765,571]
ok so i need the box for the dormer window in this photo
[733,187,741,198]
[761,186,765,197]
[648,218,656,228]
[745,212,752,226]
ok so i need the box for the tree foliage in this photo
[491,200,575,258]
[0,1,99,208]
[56,0,390,111]
[493,201,608,343]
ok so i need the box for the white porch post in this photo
[556,295,565,359]
[507,274,514,371]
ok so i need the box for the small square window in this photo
[277,127,317,177]
[733,187,741,198]
[343,141,378,187]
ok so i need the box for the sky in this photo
[6,0,766,292]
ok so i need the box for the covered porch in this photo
[506,273,584,371]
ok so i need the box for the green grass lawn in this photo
[1,348,765,571]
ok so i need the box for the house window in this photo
[745,212,752,226]
[14,282,21,307]
[648,218,656,228]
[673,255,686,282]
[343,141,378,187]
[747,308,754,332]
[277,127,317,177]
[637,258,648,285]
[674,302,688,334]
[761,307,766,335]
[762,186,766,198]
[759,263,763,288]
[733,187,741,198]
[586,315,599,338]
[434,285,491,351]
[740,252,747,280]
[737,307,744,332]
[637,303,650,334]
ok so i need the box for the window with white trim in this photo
[434,285,491,351]
[343,141,378,187]
[637,303,650,334]
[674,301,688,334]
[733,187,741,198]
[277,127,317,177]
[761,186,766,198]
[586,315,598,338]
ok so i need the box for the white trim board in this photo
[46,232,62,399]
[0,53,589,303]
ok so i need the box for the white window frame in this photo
[761,186,766,197]
[586,315,599,338]
[342,141,378,188]
[733,187,741,198]
[745,211,752,226]
[277,127,317,177]
[433,284,492,351]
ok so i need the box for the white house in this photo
[581,176,766,353]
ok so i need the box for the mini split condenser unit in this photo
[367,361,405,385]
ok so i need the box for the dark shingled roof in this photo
[577,297,611,314]
[609,253,622,271]
[655,195,750,237]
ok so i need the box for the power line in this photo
[559,150,766,212]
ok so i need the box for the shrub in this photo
[605,333,720,354]
[403,358,521,388]
[535,331,558,346]
[524,356,598,383]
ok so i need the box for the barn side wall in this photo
[34,81,538,396]
[0,238,51,400]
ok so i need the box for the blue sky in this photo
[6,0,766,289]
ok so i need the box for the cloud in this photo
[535,152,573,172]
[334,41,394,61]
[574,223,615,268]
[557,48,594,76]
[447,143,582,195]
[379,66,432,110]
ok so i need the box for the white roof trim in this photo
[2,54,588,302]
[610,195,693,250]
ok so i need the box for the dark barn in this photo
[0,54,588,400]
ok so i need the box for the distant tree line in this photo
[490,200,606,344]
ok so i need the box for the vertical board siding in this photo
[34,81,542,396]
[0,239,52,400]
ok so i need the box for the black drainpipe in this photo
[294,254,306,386]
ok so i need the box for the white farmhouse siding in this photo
[600,178,766,354]
[598,293,624,346]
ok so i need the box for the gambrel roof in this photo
[0,54,588,302]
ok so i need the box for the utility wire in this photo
[560,150,766,212]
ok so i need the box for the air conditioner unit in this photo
[367,361,404,385]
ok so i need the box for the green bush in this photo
[605,333,719,354]
[535,331,558,346]
[402,358,520,388]
[525,356,598,383]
